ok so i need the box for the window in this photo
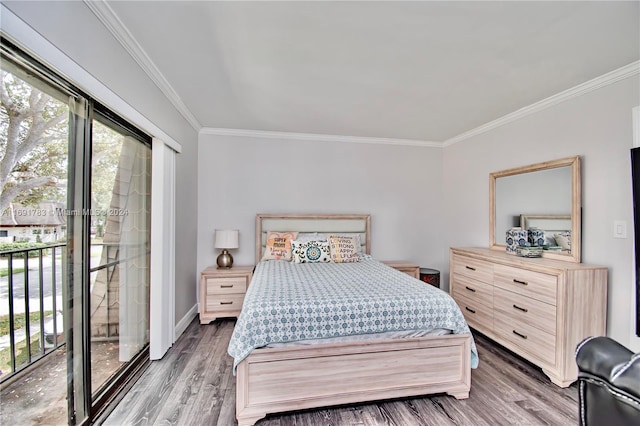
[1,36,151,425]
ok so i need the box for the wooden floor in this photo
[102,318,579,426]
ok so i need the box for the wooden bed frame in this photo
[235,214,471,426]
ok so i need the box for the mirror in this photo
[490,156,581,262]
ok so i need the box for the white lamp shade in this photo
[214,229,239,249]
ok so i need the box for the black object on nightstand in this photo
[419,268,440,288]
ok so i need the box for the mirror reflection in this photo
[490,156,581,263]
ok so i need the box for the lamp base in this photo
[217,249,234,269]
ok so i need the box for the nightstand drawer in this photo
[493,264,557,305]
[382,261,420,279]
[206,293,245,313]
[206,276,248,294]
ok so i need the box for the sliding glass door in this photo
[1,37,151,425]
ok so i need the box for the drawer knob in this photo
[512,330,528,340]
[465,306,476,314]
[220,301,233,305]
[220,284,234,288]
[465,286,476,292]
[513,304,528,313]
[465,266,476,271]
[513,279,528,286]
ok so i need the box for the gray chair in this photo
[575,336,640,426]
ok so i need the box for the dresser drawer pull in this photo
[513,279,528,286]
[465,307,476,314]
[512,330,528,339]
[220,284,234,288]
[465,266,476,271]
[513,304,528,313]
[465,286,476,292]
[220,301,233,305]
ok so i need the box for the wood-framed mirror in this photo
[490,156,581,263]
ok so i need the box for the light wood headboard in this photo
[255,214,371,263]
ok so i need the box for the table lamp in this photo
[214,229,239,269]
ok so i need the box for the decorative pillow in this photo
[261,231,298,261]
[291,240,331,263]
[327,234,361,263]
[543,231,557,246]
[554,232,571,250]
[331,233,363,253]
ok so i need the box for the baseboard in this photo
[175,304,198,341]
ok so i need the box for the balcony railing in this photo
[0,242,66,385]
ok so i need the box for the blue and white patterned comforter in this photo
[227,255,479,371]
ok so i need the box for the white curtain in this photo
[149,138,176,360]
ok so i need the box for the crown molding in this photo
[199,127,441,148]
[84,0,201,131]
[1,4,182,153]
[443,61,640,147]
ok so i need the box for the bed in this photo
[229,214,477,426]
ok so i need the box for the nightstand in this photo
[199,265,253,324]
[382,261,420,279]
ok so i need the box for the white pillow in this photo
[295,232,328,243]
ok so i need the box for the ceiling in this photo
[95,1,638,144]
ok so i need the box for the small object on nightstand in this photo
[419,268,440,288]
[214,229,239,269]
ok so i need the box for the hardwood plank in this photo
[103,320,579,426]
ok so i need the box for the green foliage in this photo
[91,121,123,219]
[0,311,53,336]
[1,70,69,207]
[1,69,125,216]
[0,333,46,375]
[0,241,49,257]
[0,267,24,277]
[0,311,57,375]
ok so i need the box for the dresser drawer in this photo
[493,287,556,335]
[206,276,248,294]
[493,264,557,305]
[494,311,556,366]
[452,274,494,308]
[453,291,494,331]
[206,293,245,313]
[452,255,493,284]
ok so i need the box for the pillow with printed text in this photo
[261,231,298,261]
[327,234,361,263]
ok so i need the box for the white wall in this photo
[3,1,199,327]
[197,133,444,284]
[443,75,640,347]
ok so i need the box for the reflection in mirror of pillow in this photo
[554,232,571,250]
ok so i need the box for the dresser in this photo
[199,265,253,324]
[450,247,607,387]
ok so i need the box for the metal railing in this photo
[0,242,66,384]
[0,241,147,385]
